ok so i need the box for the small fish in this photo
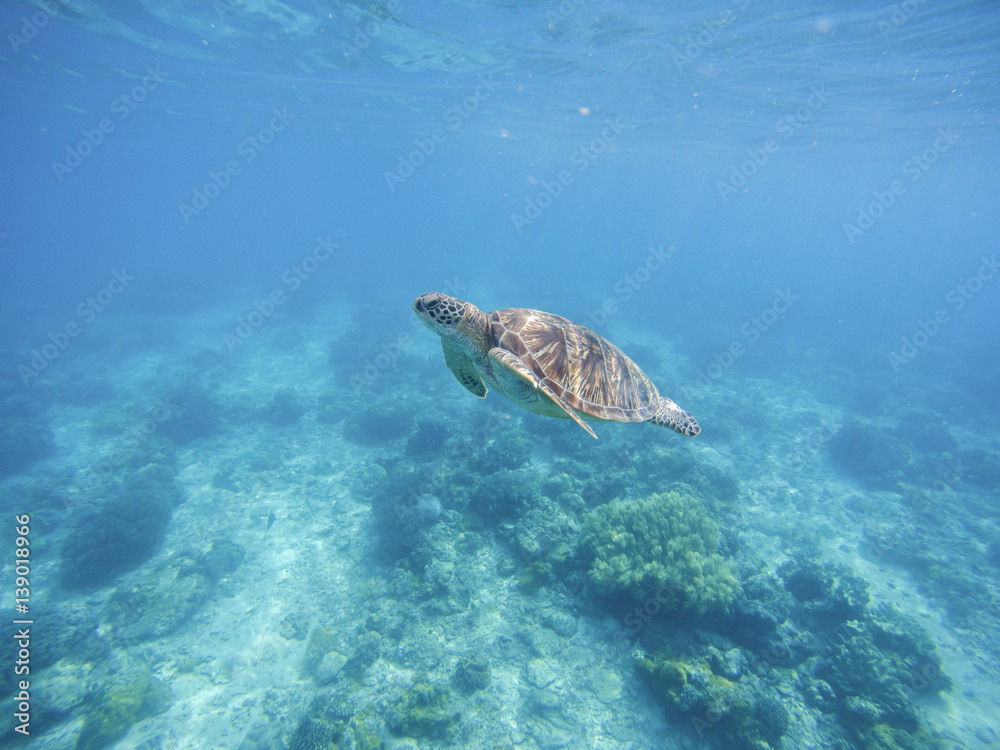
[266,511,276,530]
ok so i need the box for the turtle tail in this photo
[652,397,700,437]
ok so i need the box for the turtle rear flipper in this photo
[489,348,598,439]
[442,340,487,397]
[652,397,700,436]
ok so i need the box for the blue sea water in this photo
[1,0,999,748]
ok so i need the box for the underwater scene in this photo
[1,0,999,748]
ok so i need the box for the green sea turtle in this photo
[413,292,700,439]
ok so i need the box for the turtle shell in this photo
[490,308,660,423]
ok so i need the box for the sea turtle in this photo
[413,292,700,439]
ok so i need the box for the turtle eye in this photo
[424,298,440,310]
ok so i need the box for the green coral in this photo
[827,617,948,748]
[684,463,741,504]
[347,714,387,750]
[61,462,184,590]
[755,694,790,746]
[288,717,339,750]
[453,655,491,693]
[779,558,870,621]
[302,626,349,682]
[858,723,944,750]
[104,565,213,642]
[386,682,456,740]
[517,560,553,594]
[76,667,170,750]
[470,467,540,519]
[581,491,740,612]
[470,435,531,472]
[636,653,785,749]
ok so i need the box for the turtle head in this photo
[413,291,488,350]
[413,292,473,331]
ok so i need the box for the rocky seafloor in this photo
[1,297,998,750]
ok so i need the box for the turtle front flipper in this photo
[488,348,598,439]
[652,397,700,437]
[442,340,487,398]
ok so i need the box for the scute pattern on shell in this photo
[491,308,659,422]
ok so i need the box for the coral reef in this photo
[199,539,246,582]
[385,681,458,740]
[503,492,577,582]
[636,651,788,749]
[363,458,455,562]
[75,666,170,750]
[684,462,741,505]
[4,602,103,678]
[828,419,913,489]
[755,694,791,745]
[894,410,958,455]
[8,278,980,750]
[469,467,541,520]
[469,435,532,473]
[302,626,346,683]
[314,389,348,425]
[961,447,1000,490]
[157,383,223,444]
[452,655,491,693]
[287,717,339,750]
[350,462,389,501]
[342,399,410,444]
[406,418,449,457]
[288,689,394,750]
[778,558,870,623]
[733,573,795,651]
[820,615,948,748]
[0,416,53,476]
[518,560,554,594]
[263,387,306,425]
[404,521,472,613]
[104,564,213,642]
[580,491,740,612]
[0,393,53,475]
[60,463,185,590]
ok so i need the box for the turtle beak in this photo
[413,293,431,315]
[414,292,445,314]
[413,292,438,328]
